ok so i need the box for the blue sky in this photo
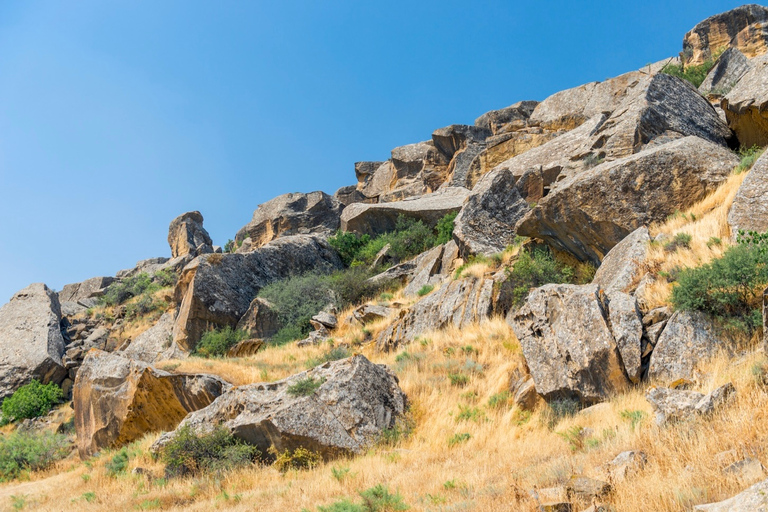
[0,0,748,303]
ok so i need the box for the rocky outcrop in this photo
[340,187,469,237]
[453,168,530,256]
[377,277,493,352]
[74,349,229,457]
[235,298,281,340]
[120,313,183,364]
[172,235,343,351]
[357,161,395,201]
[729,149,768,238]
[235,192,342,249]
[152,355,406,460]
[59,276,115,304]
[699,47,752,96]
[683,4,768,66]
[402,245,446,297]
[333,185,372,207]
[431,124,491,160]
[695,477,768,511]
[591,227,651,293]
[606,291,644,383]
[0,284,67,399]
[648,311,725,382]
[646,383,735,426]
[508,284,631,404]
[168,211,213,259]
[516,137,738,263]
[227,339,264,357]
[722,52,768,147]
[474,101,538,134]
[352,305,392,324]
[390,140,450,194]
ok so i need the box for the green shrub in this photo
[416,284,434,297]
[735,145,765,174]
[435,211,457,245]
[270,325,305,346]
[0,431,70,481]
[153,268,177,288]
[487,391,512,409]
[306,346,351,369]
[328,231,372,267]
[661,59,716,88]
[194,326,248,358]
[359,484,409,511]
[503,248,575,308]
[101,273,156,306]
[223,239,236,253]
[664,232,693,252]
[448,373,469,387]
[270,446,321,472]
[105,448,129,477]
[161,424,260,478]
[125,294,166,320]
[2,380,63,422]
[317,499,365,512]
[447,433,471,447]
[286,376,326,397]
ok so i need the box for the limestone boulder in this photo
[236,191,342,250]
[357,161,395,201]
[352,305,392,324]
[453,168,531,256]
[333,185,372,207]
[59,276,115,304]
[474,100,538,134]
[509,284,630,404]
[591,227,651,293]
[722,53,768,147]
[699,47,752,96]
[603,450,647,483]
[172,235,343,351]
[390,140,450,191]
[431,124,491,160]
[152,355,406,459]
[0,284,67,399]
[683,4,768,66]
[402,244,446,297]
[606,291,643,383]
[119,313,186,364]
[648,311,725,382]
[235,298,281,340]
[695,477,768,511]
[516,136,738,263]
[646,383,735,426]
[354,161,385,183]
[340,187,469,237]
[728,151,768,237]
[377,277,493,352]
[168,211,213,259]
[74,349,229,458]
[227,339,264,358]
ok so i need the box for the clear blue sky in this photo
[0,0,749,304]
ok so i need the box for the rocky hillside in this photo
[4,4,768,511]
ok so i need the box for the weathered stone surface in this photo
[517,137,738,263]
[474,100,538,134]
[513,377,539,411]
[695,477,768,511]
[403,245,445,297]
[377,277,494,352]
[568,475,611,501]
[603,450,647,483]
[700,47,752,96]
[153,355,406,459]
[227,339,264,358]
[722,53,768,147]
[431,124,491,160]
[74,349,229,458]
[683,4,768,66]
[235,298,281,340]
[310,311,337,330]
[354,161,385,183]
[236,192,342,249]
[353,305,392,324]
[445,142,486,188]
[173,235,343,351]
[120,313,182,364]
[729,151,768,238]
[606,291,643,383]
[340,187,469,237]
[390,140,450,191]
[168,211,213,259]
[357,161,395,201]
[648,311,724,382]
[592,227,650,293]
[59,276,116,304]
[646,383,735,426]
[334,185,373,207]
[0,284,66,399]
[116,255,192,280]
[724,458,767,483]
[453,168,531,256]
[508,284,628,404]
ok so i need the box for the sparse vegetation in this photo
[661,52,720,88]
[502,247,580,308]
[0,431,70,481]
[664,232,692,252]
[161,425,260,477]
[270,446,321,472]
[735,144,765,174]
[1,380,63,423]
[100,271,175,307]
[416,284,433,296]
[194,326,248,358]
[105,448,129,477]
[286,376,326,397]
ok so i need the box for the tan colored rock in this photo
[606,291,643,383]
[403,245,445,297]
[226,339,264,358]
[235,298,281,339]
[168,211,213,258]
[120,312,184,364]
[59,276,116,304]
[728,151,768,238]
[74,349,229,458]
[474,101,538,134]
[431,124,491,160]
[357,161,395,201]
[592,227,650,293]
[683,4,768,66]
[722,53,768,147]
[603,450,647,483]
[695,476,768,511]
[699,47,752,96]
[390,140,450,191]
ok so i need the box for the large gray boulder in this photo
[648,311,724,382]
[646,383,735,426]
[683,4,768,66]
[508,284,639,404]
[168,211,213,259]
[728,151,768,238]
[340,187,469,237]
[453,168,531,256]
[235,191,342,250]
[591,227,651,293]
[152,355,407,460]
[516,136,738,263]
[0,284,67,399]
[235,297,281,339]
[694,476,768,511]
[722,53,768,147]
[59,276,116,304]
[119,313,184,364]
[173,235,343,351]
[606,291,644,383]
[699,47,752,96]
[377,277,494,352]
[474,100,538,134]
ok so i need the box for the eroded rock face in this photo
[119,313,183,364]
[606,291,643,383]
[699,47,752,96]
[377,277,494,352]
[357,161,395,202]
[683,4,768,66]
[591,227,651,293]
[173,235,343,351]
[74,349,229,458]
[168,211,213,259]
[152,355,406,460]
[728,148,768,238]
[0,284,67,399]
[516,137,738,263]
[474,101,538,134]
[235,298,281,340]
[236,192,342,250]
[431,124,491,160]
[390,140,450,193]
[340,187,469,237]
[694,477,768,511]
[59,276,115,304]
[646,383,735,426]
[722,54,768,147]
[648,311,724,382]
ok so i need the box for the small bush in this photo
[416,284,434,297]
[661,59,716,88]
[101,273,156,306]
[707,237,722,248]
[448,373,469,387]
[664,232,692,252]
[0,431,70,481]
[270,325,305,346]
[620,409,647,431]
[329,231,372,267]
[2,380,63,422]
[194,326,248,358]
[270,446,321,472]
[487,391,512,409]
[456,405,485,423]
[161,425,260,478]
[331,465,352,482]
[503,248,575,308]
[447,433,471,447]
[105,448,129,477]
[735,145,765,174]
[435,211,457,245]
[286,376,325,397]
[317,499,365,512]
[359,484,409,511]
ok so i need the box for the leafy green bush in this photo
[661,59,716,88]
[270,325,305,346]
[194,326,248,358]
[664,232,692,252]
[0,431,70,481]
[447,432,471,447]
[286,377,325,397]
[105,448,129,477]
[270,446,322,472]
[100,270,176,307]
[316,499,365,512]
[416,284,434,297]
[328,231,372,267]
[435,211,457,245]
[502,248,576,308]
[161,425,260,477]
[359,484,409,511]
[735,145,765,174]
[2,380,63,422]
